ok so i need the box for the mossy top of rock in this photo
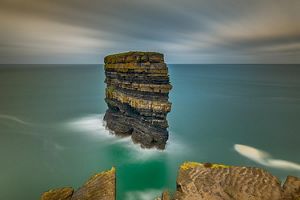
[83,167,115,186]
[104,51,164,64]
[70,167,116,200]
[40,187,74,200]
[180,161,230,170]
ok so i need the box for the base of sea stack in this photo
[104,110,168,149]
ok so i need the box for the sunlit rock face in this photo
[103,51,172,149]
[175,162,283,200]
[282,176,300,200]
[41,188,74,200]
[158,162,300,200]
[40,168,116,200]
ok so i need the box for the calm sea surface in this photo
[0,64,300,200]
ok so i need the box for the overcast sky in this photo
[0,0,299,64]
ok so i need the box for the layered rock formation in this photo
[103,51,172,149]
[158,162,300,200]
[40,167,116,200]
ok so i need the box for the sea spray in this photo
[234,144,300,171]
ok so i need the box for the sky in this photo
[0,0,299,64]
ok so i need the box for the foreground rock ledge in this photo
[40,167,115,200]
[159,162,300,200]
[41,163,300,200]
[103,51,172,149]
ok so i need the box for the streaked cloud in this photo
[0,0,299,63]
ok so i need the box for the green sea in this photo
[0,64,300,200]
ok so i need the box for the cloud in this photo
[0,0,299,63]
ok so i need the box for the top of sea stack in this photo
[103,51,172,149]
[104,51,164,64]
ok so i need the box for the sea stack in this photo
[103,51,172,149]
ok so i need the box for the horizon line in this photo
[0,63,300,65]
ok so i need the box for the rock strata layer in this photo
[40,167,116,200]
[103,51,172,149]
[159,162,300,200]
[41,187,73,200]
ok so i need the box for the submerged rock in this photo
[40,167,116,200]
[103,51,172,149]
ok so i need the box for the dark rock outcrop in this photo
[40,167,116,200]
[159,162,300,200]
[103,51,172,149]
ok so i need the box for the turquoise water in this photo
[0,64,300,200]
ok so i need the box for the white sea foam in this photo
[0,114,30,125]
[234,144,300,171]
[65,114,117,140]
[65,114,187,161]
[124,189,162,200]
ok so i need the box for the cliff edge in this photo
[40,167,116,200]
[40,163,300,200]
[159,162,300,200]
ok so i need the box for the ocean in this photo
[0,64,300,199]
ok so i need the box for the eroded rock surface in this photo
[40,167,115,200]
[71,167,116,200]
[41,187,74,200]
[168,162,300,200]
[282,176,300,200]
[41,163,300,200]
[103,51,172,149]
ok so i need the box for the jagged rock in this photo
[40,168,116,200]
[41,187,74,200]
[173,162,283,200]
[71,167,116,200]
[103,51,172,149]
[40,163,300,200]
[162,190,171,200]
[282,176,300,200]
